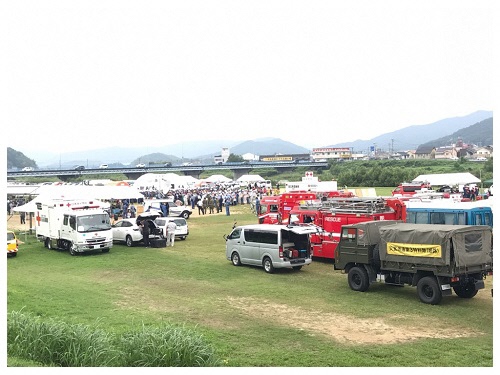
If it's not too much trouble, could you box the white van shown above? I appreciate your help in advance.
[224,224,317,273]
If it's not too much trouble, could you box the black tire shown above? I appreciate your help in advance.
[44,237,51,249]
[263,257,275,274]
[69,244,77,256]
[347,266,370,292]
[231,252,241,266]
[292,266,303,271]
[181,211,190,219]
[453,284,478,299]
[417,276,442,305]
[181,236,186,240]
[125,235,134,247]
[102,248,110,253]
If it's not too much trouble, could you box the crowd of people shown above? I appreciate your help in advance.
[108,182,272,220]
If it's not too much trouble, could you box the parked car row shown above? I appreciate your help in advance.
[111,212,189,247]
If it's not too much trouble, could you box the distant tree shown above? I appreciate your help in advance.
[227,154,244,162]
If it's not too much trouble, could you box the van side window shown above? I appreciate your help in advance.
[245,230,278,245]
[228,228,241,240]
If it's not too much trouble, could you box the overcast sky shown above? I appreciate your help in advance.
[2,0,495,156]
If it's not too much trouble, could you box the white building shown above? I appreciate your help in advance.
[311,147,352,162]
[285,171,338,192]
[214,147,231,164]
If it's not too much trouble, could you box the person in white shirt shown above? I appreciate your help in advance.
[166,220,177,247]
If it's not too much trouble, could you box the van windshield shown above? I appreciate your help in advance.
[77,214,111,232]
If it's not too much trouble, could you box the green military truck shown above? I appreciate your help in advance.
[334,221,493,304]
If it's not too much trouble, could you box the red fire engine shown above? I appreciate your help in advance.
[258,190,355,225]
[392,181,431,197]
[287,197,406,260]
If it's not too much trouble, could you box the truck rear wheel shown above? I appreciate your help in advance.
[348,266,369,292]
[453,284,478,299]
[417,276,442,305]
[44,237,51,249]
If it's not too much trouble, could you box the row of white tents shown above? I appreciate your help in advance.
[8,173,268,213]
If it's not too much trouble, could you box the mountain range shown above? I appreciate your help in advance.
[10,110,493,168]
[328,110,493,152]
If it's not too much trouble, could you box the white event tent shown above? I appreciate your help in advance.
[236,174,265,184]
[413,173,481,187]
[10,184,143,213]
[204,174,233,183]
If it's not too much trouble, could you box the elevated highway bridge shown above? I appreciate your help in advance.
[7,161,329,182]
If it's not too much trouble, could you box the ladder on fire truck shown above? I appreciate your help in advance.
[299,197,393,215]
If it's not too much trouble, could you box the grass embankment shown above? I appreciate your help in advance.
[7,200,493,367]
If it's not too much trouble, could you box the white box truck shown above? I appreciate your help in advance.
[35,199,113,255]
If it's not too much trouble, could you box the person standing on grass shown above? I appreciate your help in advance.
[129,204,136,218]
[142,220,150,247]
[20,211,26,224]
[166,220,177,247]
[225,194,231,216]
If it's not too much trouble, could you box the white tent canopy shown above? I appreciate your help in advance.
[413,173,481,186]
[8,184,144,209]
[236,174,265,183]
[13,194,111,213]
[205,174,233,183]
[134,173,199,192]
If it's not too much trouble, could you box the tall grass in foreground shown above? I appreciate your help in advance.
[8,310,220,367]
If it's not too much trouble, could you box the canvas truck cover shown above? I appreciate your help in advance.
[378,223,492,268]
[351,220,402,246]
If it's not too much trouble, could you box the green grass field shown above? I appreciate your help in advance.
[6,199,493,367]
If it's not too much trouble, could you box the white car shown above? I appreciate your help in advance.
[144,199,193,219]
[22,167,34,171]
[99,164,108,169]
[155,217,189,240]
[136,163,146,168]
[112,214,162,247]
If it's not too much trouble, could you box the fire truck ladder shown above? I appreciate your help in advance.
[300,197,392,215]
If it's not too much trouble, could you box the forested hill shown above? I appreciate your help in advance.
[419,117,493,148]
[7,147,37,170]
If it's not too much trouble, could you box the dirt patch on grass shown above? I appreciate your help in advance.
[225,297,483,345]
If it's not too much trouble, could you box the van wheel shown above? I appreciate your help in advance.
[453,284,478,299]
[125,235,134,247]
[292,266,302,271]
[417,276,442,305]
[348,266,369,292]
[263,257,275,274]
[231,252,241,266]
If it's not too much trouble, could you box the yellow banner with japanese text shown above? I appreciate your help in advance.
[386,242,442,258]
